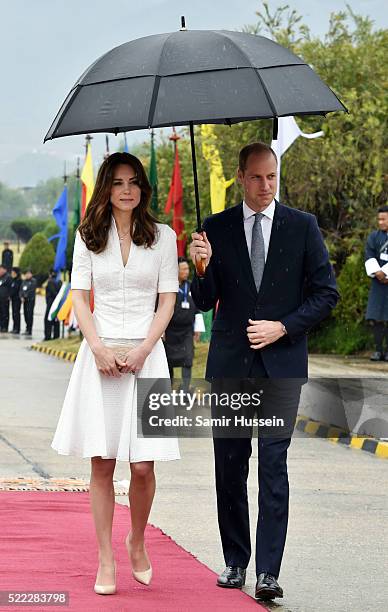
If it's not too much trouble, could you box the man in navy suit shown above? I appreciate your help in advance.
[189,142,339,601]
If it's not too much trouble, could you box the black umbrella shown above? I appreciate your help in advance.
[45,17,347,270]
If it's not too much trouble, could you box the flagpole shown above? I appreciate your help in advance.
[62,161,68,338]
[76,157,80,183]
[104,135,110,160]
[85,134,93,157]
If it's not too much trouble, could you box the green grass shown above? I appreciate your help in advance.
[308,320,373,355]
[34,335,82,355]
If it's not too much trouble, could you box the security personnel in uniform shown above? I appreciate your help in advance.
[1,242,14,272]
[0,263,12,332]
[44,269,62,340]
[10,267,22,334]
[365,205,388,361]
[19,269,37,336]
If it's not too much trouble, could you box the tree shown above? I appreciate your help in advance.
[19,232,55,286]
[11,217,49,243]
[241,4,387,272]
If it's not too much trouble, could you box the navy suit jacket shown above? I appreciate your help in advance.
[191,200,339,379]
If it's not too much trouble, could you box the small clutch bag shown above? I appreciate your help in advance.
[103,341,138,362]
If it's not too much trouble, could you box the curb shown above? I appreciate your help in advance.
[30,343,77,363]
[296,414,388,459]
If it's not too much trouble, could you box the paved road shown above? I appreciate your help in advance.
[1,296,388,611]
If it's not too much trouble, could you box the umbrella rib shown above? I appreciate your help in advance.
[44,86,82,142]
[77,63,303,89]
[147,76,161,128]
[253,69,277,116]
[214,31,278,117]
[147,30,176,127]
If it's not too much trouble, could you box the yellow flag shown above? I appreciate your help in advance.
[201,125,235,214]
[81,143,95,216]
[57,290,73,323]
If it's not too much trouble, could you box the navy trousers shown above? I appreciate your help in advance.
[212,352,300,578]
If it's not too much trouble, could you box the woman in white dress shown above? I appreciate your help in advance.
[51,152,180,595]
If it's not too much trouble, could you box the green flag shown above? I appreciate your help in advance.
[149,130,158,213]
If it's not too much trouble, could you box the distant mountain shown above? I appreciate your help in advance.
[0,152,74,188]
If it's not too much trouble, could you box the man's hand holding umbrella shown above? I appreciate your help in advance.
[189,231,212,270]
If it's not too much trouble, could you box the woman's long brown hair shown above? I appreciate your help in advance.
[78,152,157,252]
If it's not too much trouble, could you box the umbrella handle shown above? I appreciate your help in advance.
[194,230,207,277]
[195,255,207,277]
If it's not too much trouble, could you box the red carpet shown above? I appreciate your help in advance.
[0,492,264,611]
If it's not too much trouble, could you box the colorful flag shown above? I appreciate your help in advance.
[52,186,68,271]
[81,143,94,218]
[48,282,71,321]
[201,124,235,214]
[271,117,324,200]
[72,173,81,232]
[165,143,185,256]
[57,290,73,324]
[149,130,158,213]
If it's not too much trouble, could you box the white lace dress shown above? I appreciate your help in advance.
[51,218,181,463]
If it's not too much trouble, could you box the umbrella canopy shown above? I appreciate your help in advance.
[45,28,346,140]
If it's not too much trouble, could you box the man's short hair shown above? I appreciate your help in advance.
[239,142,278,172]
[178,257,189,265]
[378,205,388,214]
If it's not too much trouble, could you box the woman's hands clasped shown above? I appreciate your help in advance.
[93,345,126,378]
[118,345,150,375]
[93,343,150,377]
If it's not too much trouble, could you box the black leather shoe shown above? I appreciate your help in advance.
[216,566,246,588]
[370,351,383,361]
[255,573,283,600]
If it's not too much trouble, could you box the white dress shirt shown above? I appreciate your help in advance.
[243,199,275,261]
[71,217,179,338]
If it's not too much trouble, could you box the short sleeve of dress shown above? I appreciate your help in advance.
[158,226,179,293]
[71,231,92,290]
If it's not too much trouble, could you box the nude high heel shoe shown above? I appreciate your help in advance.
[125,533,152,586]
[94,560,117,595]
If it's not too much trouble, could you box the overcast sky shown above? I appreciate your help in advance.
[0,0,386,186]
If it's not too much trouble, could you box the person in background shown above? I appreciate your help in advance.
[365,205,388,361]
[164,257,205,393]
[0,263,12,332]
[1,241,14,272]
[44,269,62,341]
[19,269,37,337]
[10,266,22,335]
